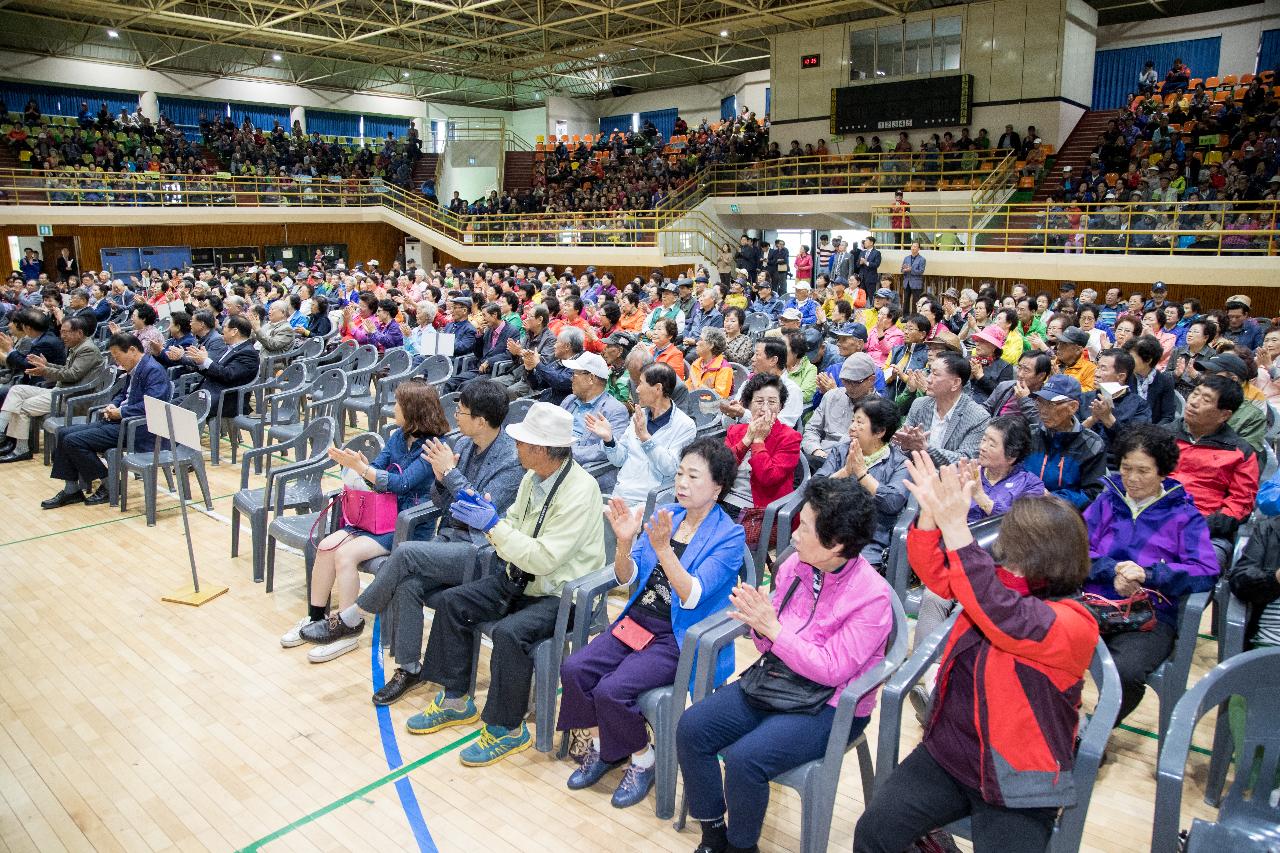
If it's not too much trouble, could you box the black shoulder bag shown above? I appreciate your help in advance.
[737,574,836,715]
[494,461,573,616]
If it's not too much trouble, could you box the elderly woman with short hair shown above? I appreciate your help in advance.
[687,327,736,398]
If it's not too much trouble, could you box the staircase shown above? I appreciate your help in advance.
[502,151,536,194]
[979,108,1120,250]
[411,153,440,190]
[1031,108,1120,203]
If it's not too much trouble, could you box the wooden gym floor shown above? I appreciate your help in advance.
[0,432,1223,853]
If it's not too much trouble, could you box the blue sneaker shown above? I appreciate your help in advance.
[458,723,532,767]
[405,692,479,736]
[567,745,626,790]
[610,763,655,808]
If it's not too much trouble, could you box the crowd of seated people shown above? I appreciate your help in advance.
[1029,69,1278,254]
[6,246,1279,848]
[2,96,423,192]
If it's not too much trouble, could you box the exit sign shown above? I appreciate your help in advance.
[37,224,52,236]
[801,54,821,69]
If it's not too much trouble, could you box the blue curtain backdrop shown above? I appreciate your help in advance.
[228,103,289,131]
[307,109,361,137]
[639,108,677,140]
[1091,36,1221,109]
[598,113,632,136]
[720,95,736,122]
[0,82,137,118]
[1260,29,1280,75]
[157,96,225,140]
[363,114,411,140]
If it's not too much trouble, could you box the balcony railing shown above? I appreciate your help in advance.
[868,199,1280,256]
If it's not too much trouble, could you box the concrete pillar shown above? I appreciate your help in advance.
[139,91,159,122]
[290,105,306,134]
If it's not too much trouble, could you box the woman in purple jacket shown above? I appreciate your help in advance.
[366,298,404,353]
[677,477,894,853]
[1082,422,1218,724]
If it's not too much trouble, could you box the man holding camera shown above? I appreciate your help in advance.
[408,402,606,766]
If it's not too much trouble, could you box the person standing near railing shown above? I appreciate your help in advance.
[899,241,925,313]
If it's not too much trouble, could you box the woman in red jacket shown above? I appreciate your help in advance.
[855,451,1098,852]
[722,373,801,548]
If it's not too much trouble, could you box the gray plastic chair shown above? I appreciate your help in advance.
[876,613,1121,853]
[503,396,535,428]
[563,545,758,818]
[346,348,412,436]
[265,431,383,594]
[117,390,214,526]
[752,455,810,572]
[227,360,308,471]
[1206,548,1255,806]
[1152,647,1280,853]
[268,368,348,450]
[41,369,122,465]
[1146,590,1213,750]
[231,416,336,585]
[680,387,725,437]
[337,344,382,441]
[416,354,454,387]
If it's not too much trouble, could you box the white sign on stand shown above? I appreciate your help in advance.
[144,395,227,606]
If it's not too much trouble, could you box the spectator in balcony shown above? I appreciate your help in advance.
[1164,57,1191,93]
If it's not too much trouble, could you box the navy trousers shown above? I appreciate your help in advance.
[556,610,680,763]
[50,421,120,485]
[677,680,869,848]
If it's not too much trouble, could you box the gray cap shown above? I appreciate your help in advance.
[840,352,878,382]
[1059,326,1090,347]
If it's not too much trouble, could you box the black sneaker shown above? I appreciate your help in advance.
[299,613,364,645]
[372,667,428,706]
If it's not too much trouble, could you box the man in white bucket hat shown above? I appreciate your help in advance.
[408,401,606,767]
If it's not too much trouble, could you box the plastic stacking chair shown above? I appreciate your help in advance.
[40,365,116,465]
[876,615,1121,853]
[1152,647,1280,853]
[416,353,453,388]
[564,546,757,817]
[337,344,382,442]
[116,390,214,526]
[503,396,535,428]
[439,391,461,435]
[227,360,308,471]
[346,348,412,436]
[680,388,726,439]
[267,368,348,450]
[264,431,383,594]
[1206,535,1257,806]
[316,338,357,370]
[231,416,336,585]
[1146,591,1213,749]
[42,366,122,461]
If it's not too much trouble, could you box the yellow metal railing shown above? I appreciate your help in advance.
[0,169,715,252]
[696,149,1018,197]
[868,199,1280,256]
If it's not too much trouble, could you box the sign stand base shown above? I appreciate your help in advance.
[162,583,229,607]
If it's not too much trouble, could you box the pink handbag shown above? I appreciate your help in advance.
[341,488,398,535]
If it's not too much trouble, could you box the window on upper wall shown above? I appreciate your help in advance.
[850,14,963,82]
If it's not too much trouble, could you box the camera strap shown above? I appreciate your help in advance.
[530,460,573,538]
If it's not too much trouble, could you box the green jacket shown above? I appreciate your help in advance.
[487,460,606,598]
[787,358,818,406]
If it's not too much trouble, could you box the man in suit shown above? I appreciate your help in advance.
[443,296,478,357]
[445,302,514,392]
[251,300,296,354]
[0,315,101,463]
[828,238,856,284]
[893,350,990,466]
[44,332,172,509]
[733,235,761,283]
[185,315,261,418]
[190,310,228,363]
[66,288,98,330]
[856,236,882,299]
[765,239,790,297]
[0,308,67,392]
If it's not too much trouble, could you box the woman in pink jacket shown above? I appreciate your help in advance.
[866,304,904,367]
[677,477,894,853]
[793,245,813,285]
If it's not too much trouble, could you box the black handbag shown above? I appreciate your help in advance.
[738,576,835,715]
[1073,588,1168,636]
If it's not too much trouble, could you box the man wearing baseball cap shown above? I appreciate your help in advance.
[750,280,784,321]
[410,401,605,766]
[802,352,880,468]
[600,331,638,405]
[1055,326,1096,393]
[1024,374,1106,508]
[643,281,685,338]
[1203,352,1267,454]
[561,351,630,473]
[1222,294,1263,350]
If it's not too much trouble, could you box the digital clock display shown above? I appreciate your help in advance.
[801,54,821,69]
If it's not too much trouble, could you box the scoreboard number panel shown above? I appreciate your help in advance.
[830,74,973,134]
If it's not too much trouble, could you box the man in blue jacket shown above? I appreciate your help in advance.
[44,333,172,509]
[443,296,478,357]
[1024,374,1107,509]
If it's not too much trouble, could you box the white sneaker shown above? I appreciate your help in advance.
[280,617,312,648]
[308,635,360,663]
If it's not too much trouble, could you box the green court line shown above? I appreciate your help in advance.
[235,728,481,852]
[0,491,237,548]
[1117,723,1212,756]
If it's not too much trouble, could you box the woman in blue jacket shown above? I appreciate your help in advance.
[558,437,746,809]
[280,380,450,663]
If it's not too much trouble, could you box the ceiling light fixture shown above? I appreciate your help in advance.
[597,52,606,58]
[402,71,411,77]
[271,53,282,62]
[720,29,729,37]
[106,29,119,38]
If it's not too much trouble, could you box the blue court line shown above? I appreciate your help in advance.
[371,615,438,853]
